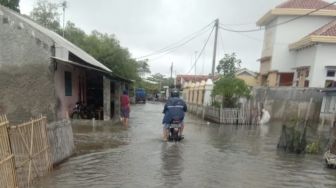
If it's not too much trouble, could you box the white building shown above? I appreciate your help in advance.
[257,0,336,88]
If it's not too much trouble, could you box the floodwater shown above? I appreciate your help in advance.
[33,103,336,188]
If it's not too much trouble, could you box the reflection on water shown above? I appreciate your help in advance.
[161,143,184,187]
[33,103,336,188]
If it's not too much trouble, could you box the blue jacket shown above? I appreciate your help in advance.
[162,97,187,124]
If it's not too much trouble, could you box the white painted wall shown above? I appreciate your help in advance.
[311,44,336,88]
[293,46,317,85]
[269,16,334,72]
[55,44,69,60]
[261,19,277,58]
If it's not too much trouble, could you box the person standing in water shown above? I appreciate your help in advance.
[120,90,130,127]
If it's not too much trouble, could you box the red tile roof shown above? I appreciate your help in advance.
[276,0,336,10]
[311,20,336,36]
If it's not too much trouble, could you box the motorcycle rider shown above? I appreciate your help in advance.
[162,89,187,141]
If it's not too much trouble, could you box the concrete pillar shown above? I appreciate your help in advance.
[103,76,111,121]
[114,82,122,119]
[204,79,214,106]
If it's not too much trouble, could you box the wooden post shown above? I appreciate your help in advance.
[28,119,34,188]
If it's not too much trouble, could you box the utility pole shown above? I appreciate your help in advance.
[170,62,173,88]
[194,51,198,82]
[61,1,67,37]
[211,19,219,78]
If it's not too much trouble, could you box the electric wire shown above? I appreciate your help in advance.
[186,25,215,74]
[135,20,215,60]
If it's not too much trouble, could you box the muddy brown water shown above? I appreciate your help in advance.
[33,103,336,188]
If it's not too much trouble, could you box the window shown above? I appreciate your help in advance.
[327,70,335,77]
[306,70,309,77]
[304,80,309,87]
[65,71,72,96]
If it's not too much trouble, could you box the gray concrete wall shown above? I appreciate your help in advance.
[252,87,323,121]
[0,7,57,123]
[47,120,74,165]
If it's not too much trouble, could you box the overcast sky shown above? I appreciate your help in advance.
[18,0,330,77]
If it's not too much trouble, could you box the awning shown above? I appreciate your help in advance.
[52,56,111,74]
[52,57,132,83]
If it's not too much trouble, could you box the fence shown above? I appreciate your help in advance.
[0,115,52,188]
[188,100,261,125]
[0,115,17,188]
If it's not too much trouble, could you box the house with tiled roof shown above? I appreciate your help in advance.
[257,0,336,88]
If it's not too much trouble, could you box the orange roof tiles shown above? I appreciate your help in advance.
[276,0,336,10]
[311,20,336,36]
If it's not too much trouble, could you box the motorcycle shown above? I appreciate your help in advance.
[168,119,184,142]
[70,102,95,119]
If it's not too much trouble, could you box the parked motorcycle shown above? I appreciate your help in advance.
[70,102,95,119]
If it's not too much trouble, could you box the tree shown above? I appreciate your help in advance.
[0,0,20,12]
[216,53,241,77]
[212,77,250,108]
[147,73,171,88]
[64,21,87,47]
[136,60,151,78]
[30,0,61,32]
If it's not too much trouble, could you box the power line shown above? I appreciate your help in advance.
[186,25,215,74]
[135,20,215,60]
[218,29,226,56]
[144,25,212,62]
[219,1,336,33]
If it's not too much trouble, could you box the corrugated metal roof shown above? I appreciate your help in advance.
[0,5,111,72]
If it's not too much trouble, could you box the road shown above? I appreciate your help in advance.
[33,103,336,188]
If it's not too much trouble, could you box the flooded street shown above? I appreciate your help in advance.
[33,103,336,188]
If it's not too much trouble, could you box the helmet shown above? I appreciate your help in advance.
[171,89,180,98]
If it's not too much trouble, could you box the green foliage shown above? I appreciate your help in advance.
[216,53,241,77]
[147,73,171,88]
[0,0,20,12]
[137,60,151,77]
[30,0,61,32]
[278,124,307,154]
[305,140,321,154]
[137,80,160,94]
[212,77,250,108]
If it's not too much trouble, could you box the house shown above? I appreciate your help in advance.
[257,0,336,87]
[0,5,131,124]
[290,20,336,88]
[235,68,259,87]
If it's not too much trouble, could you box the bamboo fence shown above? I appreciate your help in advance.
[0,115,17,188]
[8,115,52,188]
